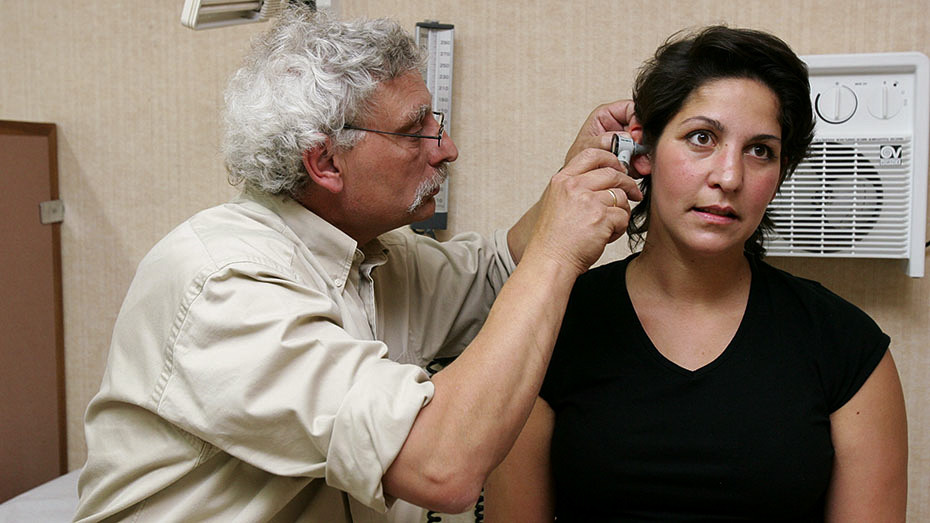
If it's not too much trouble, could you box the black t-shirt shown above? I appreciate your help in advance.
[540,254,889,522]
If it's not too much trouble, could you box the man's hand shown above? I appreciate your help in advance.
[563,99,643,175]
[507,100,644,265]
[522,147,642,277]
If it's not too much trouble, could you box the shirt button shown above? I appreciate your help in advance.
[334,278,344,287]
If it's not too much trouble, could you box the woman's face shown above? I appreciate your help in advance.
[639,77,782,260]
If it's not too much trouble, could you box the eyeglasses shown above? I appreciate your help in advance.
[343,111,445,148]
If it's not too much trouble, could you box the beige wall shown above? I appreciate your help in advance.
[2,0,928,518]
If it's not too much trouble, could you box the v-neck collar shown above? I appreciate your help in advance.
[619,253,760,378]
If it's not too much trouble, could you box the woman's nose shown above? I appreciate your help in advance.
[709,145,742,191]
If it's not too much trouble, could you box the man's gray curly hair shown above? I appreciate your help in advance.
[222,6,425,195]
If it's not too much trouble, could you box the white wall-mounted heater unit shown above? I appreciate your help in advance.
[767,52,929,277]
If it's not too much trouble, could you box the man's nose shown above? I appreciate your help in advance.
[434,130,458,164]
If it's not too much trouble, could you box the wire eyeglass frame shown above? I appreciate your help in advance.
[343,111,445,147]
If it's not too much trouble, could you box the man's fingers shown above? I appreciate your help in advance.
[561,148,623,175]
[612,171,643,202]
[605,189,619,207]
[563,164,642,203]
[564,100,636,166]
[592,100,636,134]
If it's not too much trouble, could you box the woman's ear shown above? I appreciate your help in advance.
[302,138,343,194]
[632,152,652,175]
[628,116,652,176]
[629,116,644,144]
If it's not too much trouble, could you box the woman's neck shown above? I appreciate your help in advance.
[628,241,752,305]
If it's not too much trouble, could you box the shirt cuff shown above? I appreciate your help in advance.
[491,229,517,276]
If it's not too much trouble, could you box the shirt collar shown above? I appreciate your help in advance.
[236,191,388,289]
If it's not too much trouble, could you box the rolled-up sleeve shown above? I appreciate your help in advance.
[155,260,434,512]
[326,358,433,509]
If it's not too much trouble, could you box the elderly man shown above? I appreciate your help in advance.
[74,6,640,522]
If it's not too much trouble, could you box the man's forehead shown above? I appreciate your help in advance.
[369,72,432,124]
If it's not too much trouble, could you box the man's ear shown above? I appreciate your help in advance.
[302,138,344,194]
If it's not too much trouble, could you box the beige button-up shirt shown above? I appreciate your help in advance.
[74,191,515,522]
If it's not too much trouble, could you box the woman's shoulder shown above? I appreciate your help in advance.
[752,258,886,341]
[755,259,859,310]
[543,255,638,400]
[572,254,634,294]
[755,259,891,413]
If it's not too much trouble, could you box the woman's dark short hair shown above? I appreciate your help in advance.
[629,25,816,257]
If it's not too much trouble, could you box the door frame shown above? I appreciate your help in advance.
[0,120,66,477]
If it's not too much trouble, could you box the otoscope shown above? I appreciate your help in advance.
[610,134,648,168]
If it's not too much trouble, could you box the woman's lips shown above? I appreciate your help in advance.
[693,205,738,222]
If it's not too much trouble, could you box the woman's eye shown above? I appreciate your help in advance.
[687,131,714,147]
[749,144,775,159]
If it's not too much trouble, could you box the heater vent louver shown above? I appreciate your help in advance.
[769,139,910,256]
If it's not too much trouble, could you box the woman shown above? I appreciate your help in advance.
[485,26,907,521]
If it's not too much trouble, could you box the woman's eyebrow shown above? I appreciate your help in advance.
[751,133,782,143]
[681,115,781,142]
[681,115,724,131]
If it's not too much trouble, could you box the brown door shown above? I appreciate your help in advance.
[0,121,66,502]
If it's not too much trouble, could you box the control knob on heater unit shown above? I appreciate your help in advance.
[815,83,858,123]
[867,81,906,119]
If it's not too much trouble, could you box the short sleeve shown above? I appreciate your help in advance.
[811,284,890,413]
